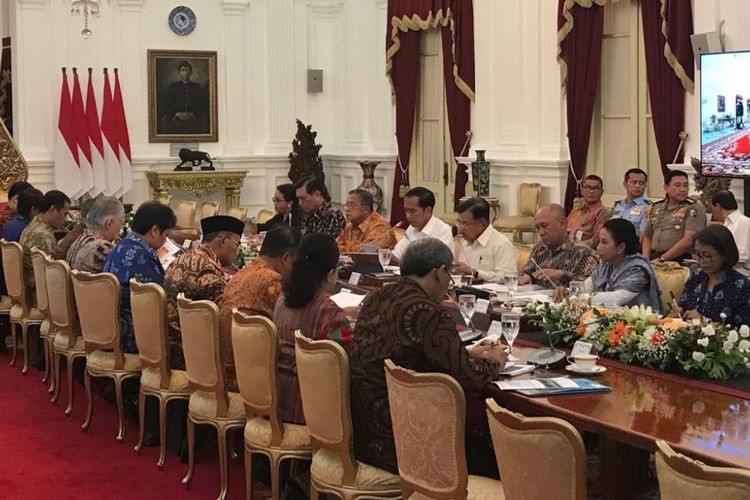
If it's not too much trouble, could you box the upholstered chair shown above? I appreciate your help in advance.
[384,360,503,499]
[256,209,274,225]
[232,312,312,500]
[485,399,586,500]
[393,228,406,243]
[1,240,45,374]
[130,279,191,468]
[512,244,533,273]
[30,249,53,388]
[175,200,198,229]
[227,206,248,221]
[178,294,245,500]
[294,331,401,500]
[46,257,86,415]
[655,440,750,500]
[493,183,542,243]
[652,261,690,315]
[200,201,220,219]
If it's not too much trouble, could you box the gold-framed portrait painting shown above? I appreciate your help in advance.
[147,49,218,143]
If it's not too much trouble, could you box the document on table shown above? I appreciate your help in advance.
[494,377,611,396]
[329,291,367,309]
[157,238,185,270]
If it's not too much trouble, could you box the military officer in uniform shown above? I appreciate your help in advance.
[161,60,208,135]
[642,170,706,263]
[611,168,651,239]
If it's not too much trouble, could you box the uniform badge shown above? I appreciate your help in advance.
[631,207,641,216]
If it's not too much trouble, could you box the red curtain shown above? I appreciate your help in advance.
[642,0,694,180]
[386,0,475,224]
[558,2,605,212]
[0,37,12,136]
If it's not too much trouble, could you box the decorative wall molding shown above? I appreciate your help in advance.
[220,0,251,15]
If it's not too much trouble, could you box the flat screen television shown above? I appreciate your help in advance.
[700,50,750,178]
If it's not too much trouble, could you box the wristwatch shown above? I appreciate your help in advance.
[472,269,479,279]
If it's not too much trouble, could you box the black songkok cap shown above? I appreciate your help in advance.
[200,215,244,237]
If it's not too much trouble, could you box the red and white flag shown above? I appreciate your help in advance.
[53,68,81,198]
[71,68,93,198]
[85,68,106,197]
[113,68,132,195]
[101,68,122,197]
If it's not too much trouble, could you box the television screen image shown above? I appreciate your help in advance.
[700,50,750,178]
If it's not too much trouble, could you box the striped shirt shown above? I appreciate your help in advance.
[521,237,599,287]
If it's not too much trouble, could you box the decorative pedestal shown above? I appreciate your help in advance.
[145,168,248,209]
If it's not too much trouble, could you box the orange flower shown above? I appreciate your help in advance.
[658,318,688,331]
[576,308,610,335]
[608,321,627,346]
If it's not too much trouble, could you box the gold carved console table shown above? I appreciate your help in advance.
[145,169,247,209]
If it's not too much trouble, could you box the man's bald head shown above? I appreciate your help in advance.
[534,203,568,249]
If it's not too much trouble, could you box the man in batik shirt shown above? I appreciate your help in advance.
[567,174,611,249]
[336,189,395,253]
[220,224,299,390]
[66,197,124,273]
[519,204,599,288]
[103,202,176,353]
[163,215,244,370]
[294,176,346,239]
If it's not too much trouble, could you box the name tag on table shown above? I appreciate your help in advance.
[487,320,504,337]
[475,298,490,314]
[571,341,594,356]
[348,272,362,286]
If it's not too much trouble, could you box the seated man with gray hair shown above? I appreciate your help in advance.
[348,237,507,474]
[66,196,125,273]
[336,188,395,253]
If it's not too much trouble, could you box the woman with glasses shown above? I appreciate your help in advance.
[257,183,301,232]
[677,224,750,326]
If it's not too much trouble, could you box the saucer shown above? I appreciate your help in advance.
[565,364,607,375]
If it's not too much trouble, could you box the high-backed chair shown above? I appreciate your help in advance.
[71,270,141,442]
[385,360,503,499]
[30,249,53,387]
[178,294,245,500]
[493,183,541,243]
[652,261,690,315]
[130,279,191,468]
[226,206,247,221]
[46,257,86,415]
[1,240,45,374]
[513,243,533,273]
[175,200,198,229]
[232,312,312,500]
[294,331,401,499]
[485,399,586,500]
[655,440,750,500]
[200,201,220,219]
[256,209,274,225]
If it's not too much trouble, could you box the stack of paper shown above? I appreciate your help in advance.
[330,291,367,309]
[494,377,611,396]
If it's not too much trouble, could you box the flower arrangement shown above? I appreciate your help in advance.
[234,241,260,269]
[526,296,750,380]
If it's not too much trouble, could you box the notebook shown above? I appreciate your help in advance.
[494,377,611,397]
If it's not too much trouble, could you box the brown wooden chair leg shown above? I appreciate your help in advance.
[244,447,253,500]
[114,376,125,442]
[134,389,146,454]
[9,322,17,367]
[51,352,62,404]
[64,356,75,416]
[81,370,93,431]
[20,323,29,374]
[217,425,229,500]
[157,396,168,469]
[181,416,195,489]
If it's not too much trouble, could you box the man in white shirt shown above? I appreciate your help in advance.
[453,197,516,282]
[392,187,454,263]
[711,190,750,274]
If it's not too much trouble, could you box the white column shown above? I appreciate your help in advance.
[265,0,296,153]
[116,0,146,156]
[220,0,251,156]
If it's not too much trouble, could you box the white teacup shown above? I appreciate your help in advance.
[567,354,599,371]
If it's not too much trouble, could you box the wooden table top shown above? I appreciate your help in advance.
[488,343,750,470]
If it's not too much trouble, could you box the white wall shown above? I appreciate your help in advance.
[9,0,572,220]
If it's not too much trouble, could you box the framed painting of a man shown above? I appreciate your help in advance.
[147,49,218,143]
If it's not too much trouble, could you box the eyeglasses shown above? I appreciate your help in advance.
[272,198,286,204]
[344,202,362,208]
[693,251,719,262]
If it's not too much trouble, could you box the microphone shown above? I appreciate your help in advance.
[525,316,610,368]
[528,255,558,289]
[367,220,404,247]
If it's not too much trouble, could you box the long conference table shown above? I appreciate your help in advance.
[337,280,750,500]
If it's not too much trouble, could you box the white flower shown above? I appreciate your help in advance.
[727,330,739,343]
[740,325,750,338]
[701,324,716,337]
[723,340,735,353]
[720,312,728,320]
[739,340,750,352]
[690,318,701,326]
[697,337,710,347]
[692,351,706,363]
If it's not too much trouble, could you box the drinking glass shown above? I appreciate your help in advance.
[501,311,521,356]
[458,294,476,331]
[378,248,392,270]
[460,274,473,287]
[570,280,585,297]
[504,272,518,302]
